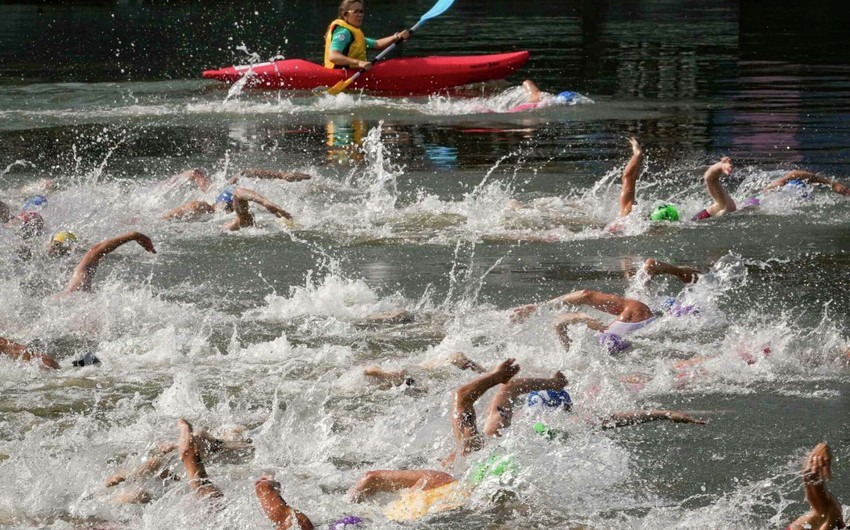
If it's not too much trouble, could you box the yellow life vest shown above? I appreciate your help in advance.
[323,19,367,69]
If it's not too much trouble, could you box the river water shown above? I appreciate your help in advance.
[1,1,848,528]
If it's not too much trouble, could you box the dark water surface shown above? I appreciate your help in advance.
[1,1,849,529]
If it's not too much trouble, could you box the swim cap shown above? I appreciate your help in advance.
[215,185,236,209]
[468,454,517,485]
[784,179,813,199]
[72,352,101,367]
[554,91,577,103]
[741,196,761,208]
[599,332,631,355]
[533,421,568,441]
[330,516,364,529]
[14,211,45,239]
[528,389,572,411]
[52,230,78,246]
[22,195,47,211]
[669,302,699,317]
[649,204,679,222]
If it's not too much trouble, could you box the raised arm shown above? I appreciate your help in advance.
[600,409,706,429]
[702,157,736,216]
[236,168,313,182]
[164,168,210,192]
[619,138,643,217]
[61,232,156,294]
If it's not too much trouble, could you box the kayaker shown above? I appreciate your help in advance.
[324,0,410,70]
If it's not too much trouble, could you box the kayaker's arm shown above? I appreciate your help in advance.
[328,49,371,70]
[373,30,410,50]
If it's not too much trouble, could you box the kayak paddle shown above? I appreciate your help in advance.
[327,0,455,95]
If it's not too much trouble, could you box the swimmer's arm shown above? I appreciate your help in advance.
[237,168,313,182]
[600,409,706,429]
[61,232,156,294]
[165,169,210,192]
[0,337,59,369]
[761,170,844,193]
[233,188,292,219]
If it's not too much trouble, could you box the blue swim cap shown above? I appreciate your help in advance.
[599,333,631,355]
[22,195,47,211]
[528,389,572,411]
[554,91,577,103]
[215,185,236,207]
[330,516,364,529]
[784,179,812,199]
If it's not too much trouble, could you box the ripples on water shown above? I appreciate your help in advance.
[1,1,849,528]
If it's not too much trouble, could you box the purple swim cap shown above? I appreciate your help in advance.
[599,333,631,355]
[742,197,761,208]
[669,302,699,317]
[330,516,364,530]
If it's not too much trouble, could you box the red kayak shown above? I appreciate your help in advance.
[202,51,529,95]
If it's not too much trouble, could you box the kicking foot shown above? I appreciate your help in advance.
[628,137,642,156]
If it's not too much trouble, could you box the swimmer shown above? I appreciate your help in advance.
[106,420,252,504]
[161,186,293,230]
[693,156,735,221]
[761,170,850,199]
[787,442,845,530]
[506,80,579,113]
[3,211,45,240]
[511,289,656,353]
[0,336,59,369]
[47,230,78,257]
[444,358,567,464]
[59,231,156,295]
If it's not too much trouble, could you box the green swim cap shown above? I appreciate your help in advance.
[533,421,568,442]
[649,204,679,222]
[468,454,517,485]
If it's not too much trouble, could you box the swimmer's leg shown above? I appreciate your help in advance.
[451,359,520,456]
[619,138,643,217]
[363,366,409,388]
[177,419,222,499]
[553,312,606,350]
[347,469,456,503]
[483,371,568,436]
[643,258,701,284]
[255,476,314,530]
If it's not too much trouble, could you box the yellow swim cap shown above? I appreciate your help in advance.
[52,230,78,246]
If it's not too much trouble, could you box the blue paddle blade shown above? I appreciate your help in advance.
[418,0,455,23]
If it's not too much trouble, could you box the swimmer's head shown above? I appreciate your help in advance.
[741,196,761,208]
[13,211,45,239]
[554,90,577,103]
[49,230,78,256]
[662,297,699,317]
[330,516,364,530]
[22,195,48,211]
[71,351,101,367]
[214,185,236,212]
[599,332,631,355]
[784,179,813,199]
[527,389,572,412]
[649,204,680,222]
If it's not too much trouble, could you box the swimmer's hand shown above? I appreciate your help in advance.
[511,303,538,323]
[711,156,733,176]
[804,443,832,484]
[279,217,299,229]
[133,233,157,254]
